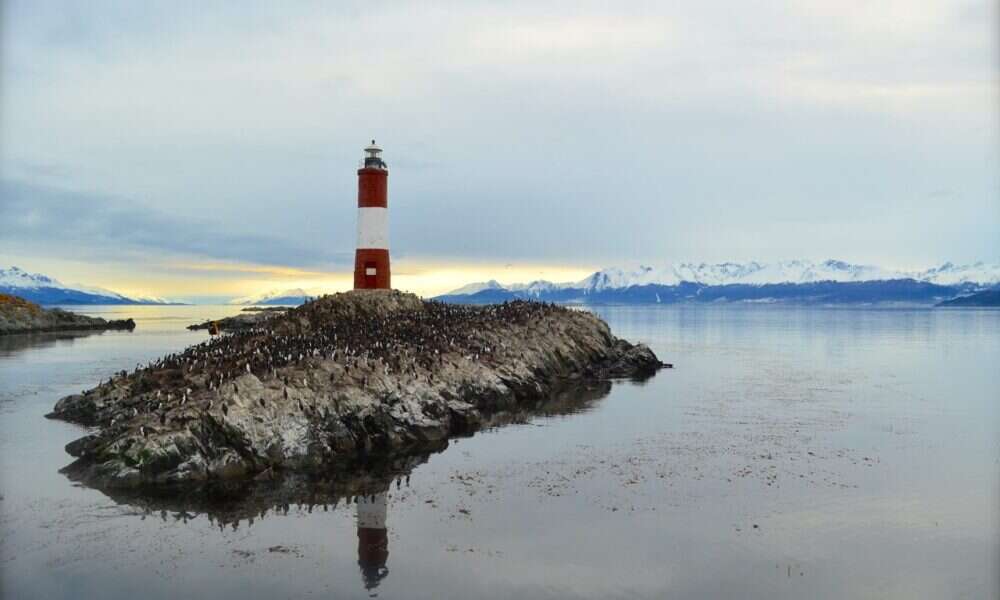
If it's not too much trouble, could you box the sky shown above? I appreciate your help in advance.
[1,1,997,300]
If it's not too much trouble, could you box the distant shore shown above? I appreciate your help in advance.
[936,290,1000,307]
[0,294,136,336]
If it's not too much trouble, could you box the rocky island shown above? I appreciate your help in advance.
[0,293,136,335]
[49,290,665,490]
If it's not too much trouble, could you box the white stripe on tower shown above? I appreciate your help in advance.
[356,207,389,250]
[356,493,388,529]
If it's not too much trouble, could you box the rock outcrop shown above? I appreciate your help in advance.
[49,290,664,490]
[62,381,614,522]
[187,307,288,332]
[0,293,136,335]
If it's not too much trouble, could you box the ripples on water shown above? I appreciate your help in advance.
[1,305,998,599]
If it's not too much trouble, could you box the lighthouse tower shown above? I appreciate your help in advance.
[353,140,390,290]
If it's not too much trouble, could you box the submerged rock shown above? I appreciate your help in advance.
[0,293,136,335]
[49,290,665,489]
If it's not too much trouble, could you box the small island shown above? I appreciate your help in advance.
[48,290,665,490]
[0,293,136,335]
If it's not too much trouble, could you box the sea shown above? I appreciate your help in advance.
[1,304,997,599]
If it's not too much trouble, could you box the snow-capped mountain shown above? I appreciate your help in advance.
[507,280,568,296]
[229,288,315,306]
[438,260,1000,306]
[445,280,507,296]
[0,266,64,290]
[664,259,901,287]
[0,266,174,305]
[449,260,1000,295]
[571,259,971,291]
[910,262,1000,286]
[448,279,569,296]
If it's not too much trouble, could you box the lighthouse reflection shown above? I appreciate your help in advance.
[356,491,390,591]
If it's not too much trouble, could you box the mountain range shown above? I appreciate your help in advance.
[228,289,316,306]
[436,260,1000,306]
[6,260,998,307]
[0,266,175,305]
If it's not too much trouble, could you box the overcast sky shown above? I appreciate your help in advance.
[1,1,997,298]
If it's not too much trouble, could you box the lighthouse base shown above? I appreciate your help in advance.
[353,249,391,290]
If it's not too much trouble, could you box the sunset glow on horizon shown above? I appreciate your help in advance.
[1,253,596,302]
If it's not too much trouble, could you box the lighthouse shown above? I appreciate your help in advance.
[353,140,390,290]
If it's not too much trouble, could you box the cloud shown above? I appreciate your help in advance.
[0,179,351,267]
[166,262,335,278]
[0,1,996,271]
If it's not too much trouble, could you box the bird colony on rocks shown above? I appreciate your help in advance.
[49,290,665,490]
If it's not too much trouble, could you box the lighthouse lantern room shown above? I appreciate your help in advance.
[353,140,391,290]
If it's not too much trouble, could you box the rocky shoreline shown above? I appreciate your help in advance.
[61,380,615,525]
[49,290,665,491]
[187,307,288,332]
[0,293,136,335]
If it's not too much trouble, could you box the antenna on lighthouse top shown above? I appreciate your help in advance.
[363,140,386,169]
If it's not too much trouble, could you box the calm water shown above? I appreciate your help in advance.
[1,305,998,599]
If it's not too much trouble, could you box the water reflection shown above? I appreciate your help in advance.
[56,380,618,593]
[63,380,617,511]
[0,330,127,356]
[7,305,998,599]
[78,451,435,529]
[357,491,390,591]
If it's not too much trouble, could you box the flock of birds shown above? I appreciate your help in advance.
[96,297,572,431]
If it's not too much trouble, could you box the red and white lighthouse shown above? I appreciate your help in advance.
[353,140,390,290]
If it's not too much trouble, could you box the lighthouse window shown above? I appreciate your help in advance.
[366,266,377,276]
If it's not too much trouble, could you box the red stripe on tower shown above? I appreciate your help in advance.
[354,140,390,290]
